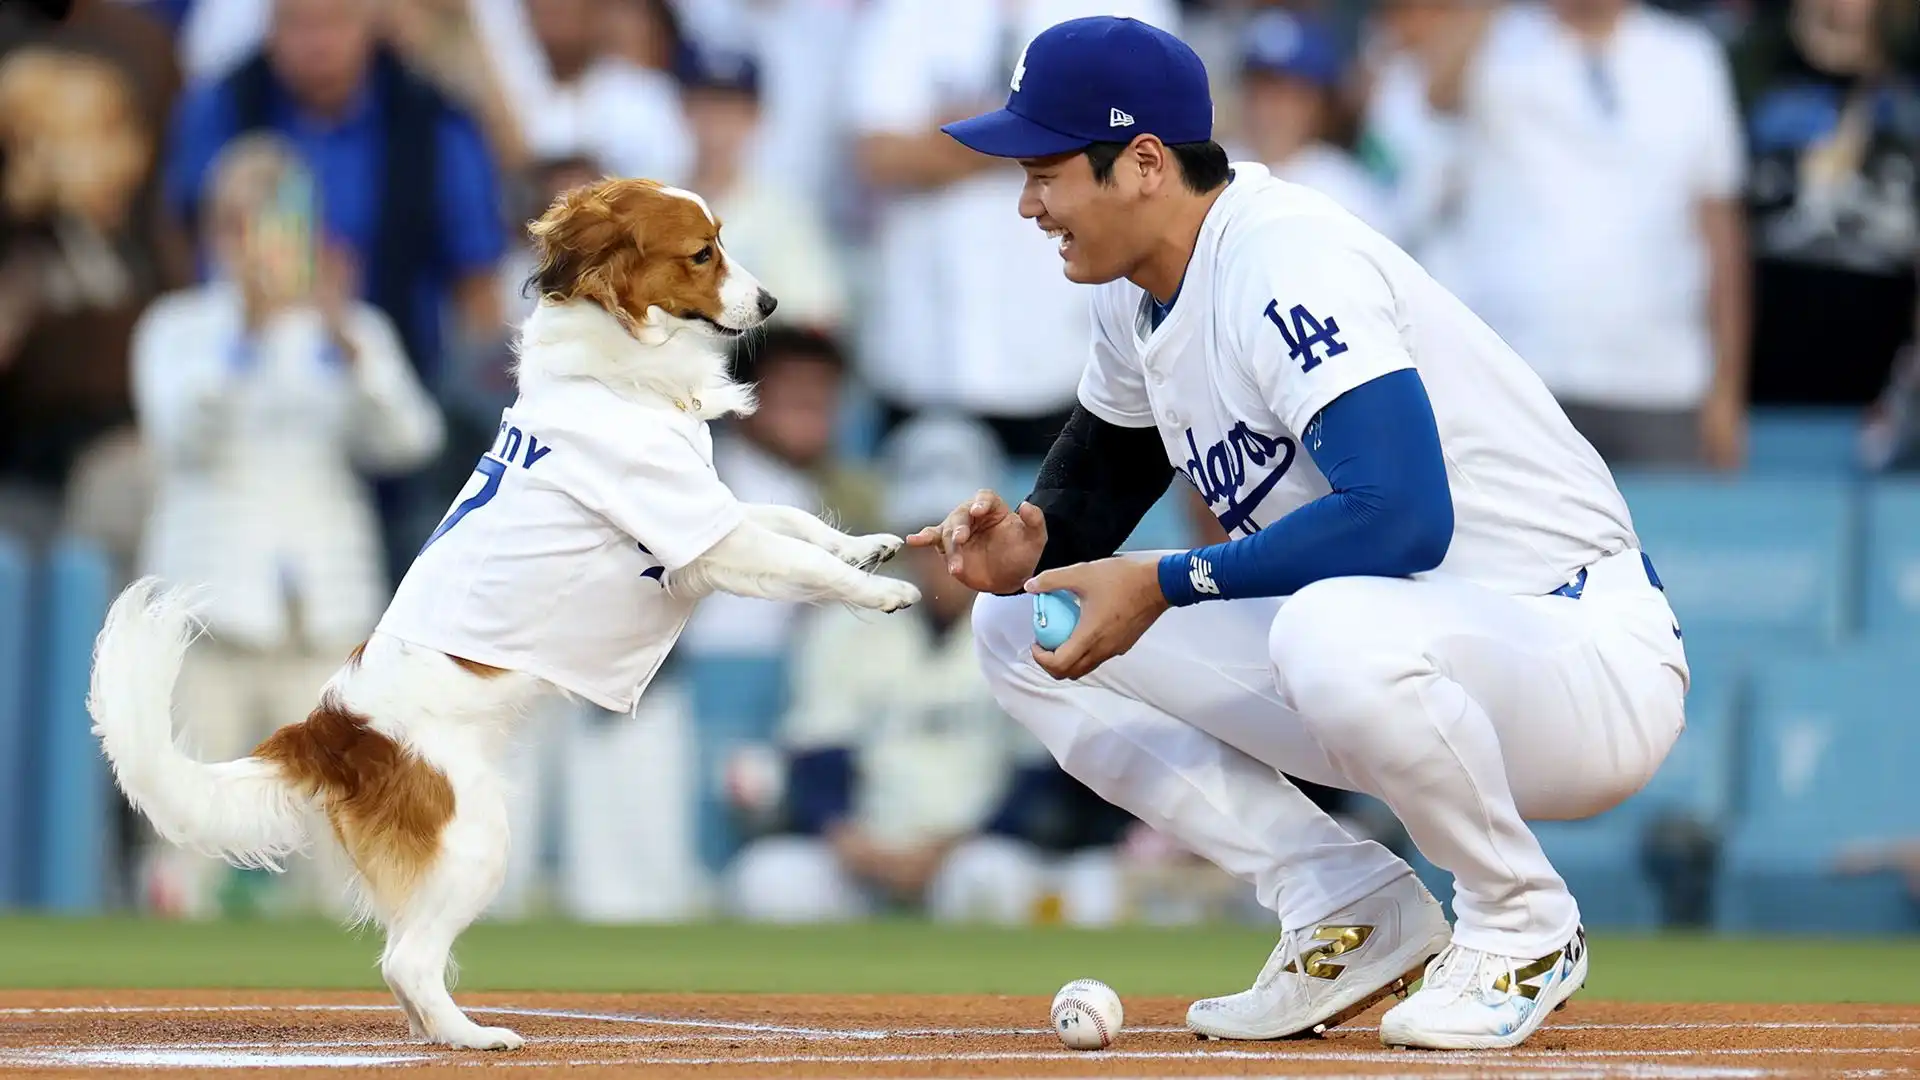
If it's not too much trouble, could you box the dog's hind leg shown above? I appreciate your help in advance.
[376,778,520,1051]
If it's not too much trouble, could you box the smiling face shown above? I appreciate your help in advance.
[1016,144,1159,287]
[525,177,775,339]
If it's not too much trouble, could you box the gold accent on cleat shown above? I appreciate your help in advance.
[1492,950,1563,1000]
[1281,925,1375,981]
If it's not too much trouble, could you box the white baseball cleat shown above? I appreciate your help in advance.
[1186,873,1452,1041]
[1378,925,1588,1050]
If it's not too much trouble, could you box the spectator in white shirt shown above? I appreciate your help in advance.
[1234,8,1402,242]
[725,414,1084,924]
[678,46,847,332]
[1423,0,1752,469]
[846,0,1180,460]
[507,0,693,183]
[129,133,444,918]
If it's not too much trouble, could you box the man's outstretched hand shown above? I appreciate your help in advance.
[907,489,1047,596]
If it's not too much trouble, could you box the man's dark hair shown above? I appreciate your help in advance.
[732,326,846,383]
[1083,140,1230,193]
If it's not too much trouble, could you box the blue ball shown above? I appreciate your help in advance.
[1032,590,1081,651]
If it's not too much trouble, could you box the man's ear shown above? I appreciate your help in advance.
[1132,135,1172,193]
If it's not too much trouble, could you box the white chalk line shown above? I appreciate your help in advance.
[437,1047,1920,1068]
[0,1004,1915,1037]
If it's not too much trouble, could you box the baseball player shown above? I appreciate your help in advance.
[911,16,1690,1051]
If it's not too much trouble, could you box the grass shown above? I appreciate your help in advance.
[0,918,1914,1002]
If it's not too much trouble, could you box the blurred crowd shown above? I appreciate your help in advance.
[1,0,1917,923]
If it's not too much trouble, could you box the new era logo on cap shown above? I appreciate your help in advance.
[941,15,1213,159]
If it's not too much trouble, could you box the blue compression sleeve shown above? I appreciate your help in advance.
[1158,368,1453,606]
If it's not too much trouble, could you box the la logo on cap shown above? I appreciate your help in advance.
[1109,107,1135,127]
[1011,44,1027,91]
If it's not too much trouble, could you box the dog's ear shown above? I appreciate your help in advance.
[524,182,645,319]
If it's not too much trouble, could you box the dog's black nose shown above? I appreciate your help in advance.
[756,290,778,318]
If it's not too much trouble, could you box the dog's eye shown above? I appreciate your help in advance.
[690,245,714,265]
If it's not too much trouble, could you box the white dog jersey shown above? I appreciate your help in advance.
[377,378,742,712]
[1078,162,1639,597]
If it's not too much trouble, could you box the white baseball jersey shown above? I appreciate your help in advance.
[377,379,742,713]
[1078,162,1638,597]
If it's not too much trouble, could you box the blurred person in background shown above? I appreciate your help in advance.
[162,0,507,580]
[678,45,847,332]
[847,0,1180,461]
[439,151,604,441]
[1233,8,1400,241]
[725,416,1096,925]
[1355,0,1470,279]
[1733,0,1920,409]
[0,2,184,553]
[382,0,533,176]
[129,134,443,918]
[487,0,692,184]
[602,0,687,75]
[680,327,875,667]
[1420,0,1752,469]
[674,0,867,229]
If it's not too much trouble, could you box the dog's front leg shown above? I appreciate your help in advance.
[742,503,903,570]
[671,520,918,611]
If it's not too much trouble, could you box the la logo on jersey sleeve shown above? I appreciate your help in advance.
[1262,300,1348,373]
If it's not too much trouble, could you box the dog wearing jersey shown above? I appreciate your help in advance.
[86,178,918,1051]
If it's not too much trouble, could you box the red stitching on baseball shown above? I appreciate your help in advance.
[1053,996,1111,1047]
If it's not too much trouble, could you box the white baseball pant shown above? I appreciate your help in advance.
[972,548,1689,956]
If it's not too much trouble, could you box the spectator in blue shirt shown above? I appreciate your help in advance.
[160,0,507,577]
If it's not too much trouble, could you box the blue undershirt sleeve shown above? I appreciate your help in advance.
[1157,368,1453,606]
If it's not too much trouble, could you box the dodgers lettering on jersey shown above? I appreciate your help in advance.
[1181,422,1296,537]
[1077,161,1638,596]
[376,375,742,713]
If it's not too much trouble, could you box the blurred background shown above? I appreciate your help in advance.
[0,0,1915,944]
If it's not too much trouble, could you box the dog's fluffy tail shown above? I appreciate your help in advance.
[87,577,312,870]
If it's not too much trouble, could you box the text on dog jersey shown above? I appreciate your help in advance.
[492,423,554,470]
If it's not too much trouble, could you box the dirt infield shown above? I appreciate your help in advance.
[0,990,1912,1078]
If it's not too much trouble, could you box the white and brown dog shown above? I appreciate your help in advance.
[88,179,916,1050]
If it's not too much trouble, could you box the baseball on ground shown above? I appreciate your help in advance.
[1050,978,1124,1050]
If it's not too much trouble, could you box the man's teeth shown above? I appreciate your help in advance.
[1045,227,1068,240]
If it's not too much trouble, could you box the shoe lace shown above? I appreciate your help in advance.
[1420,944,1481,999]
[1253,929,1306,991]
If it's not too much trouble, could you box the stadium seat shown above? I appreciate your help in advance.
[1529,641,1741,930]
[0,533,26,906]
[33,539,113,911]
[1863,479,1920,637]
[1745,407,1865,475]
[1614,474,1856,641]
[1714,642,1920,932]
[684,655,791,872]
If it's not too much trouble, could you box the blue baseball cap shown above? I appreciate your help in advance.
[941,16,1213,159]
[1241,10,1344,90]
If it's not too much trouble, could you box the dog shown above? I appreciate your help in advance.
[88,178,919,1051]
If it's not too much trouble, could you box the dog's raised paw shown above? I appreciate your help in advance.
[857,578,920,613]
[841,533,905,570]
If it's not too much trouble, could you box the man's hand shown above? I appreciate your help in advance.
[906,489,1047,595]
[1023,555,1170,681]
